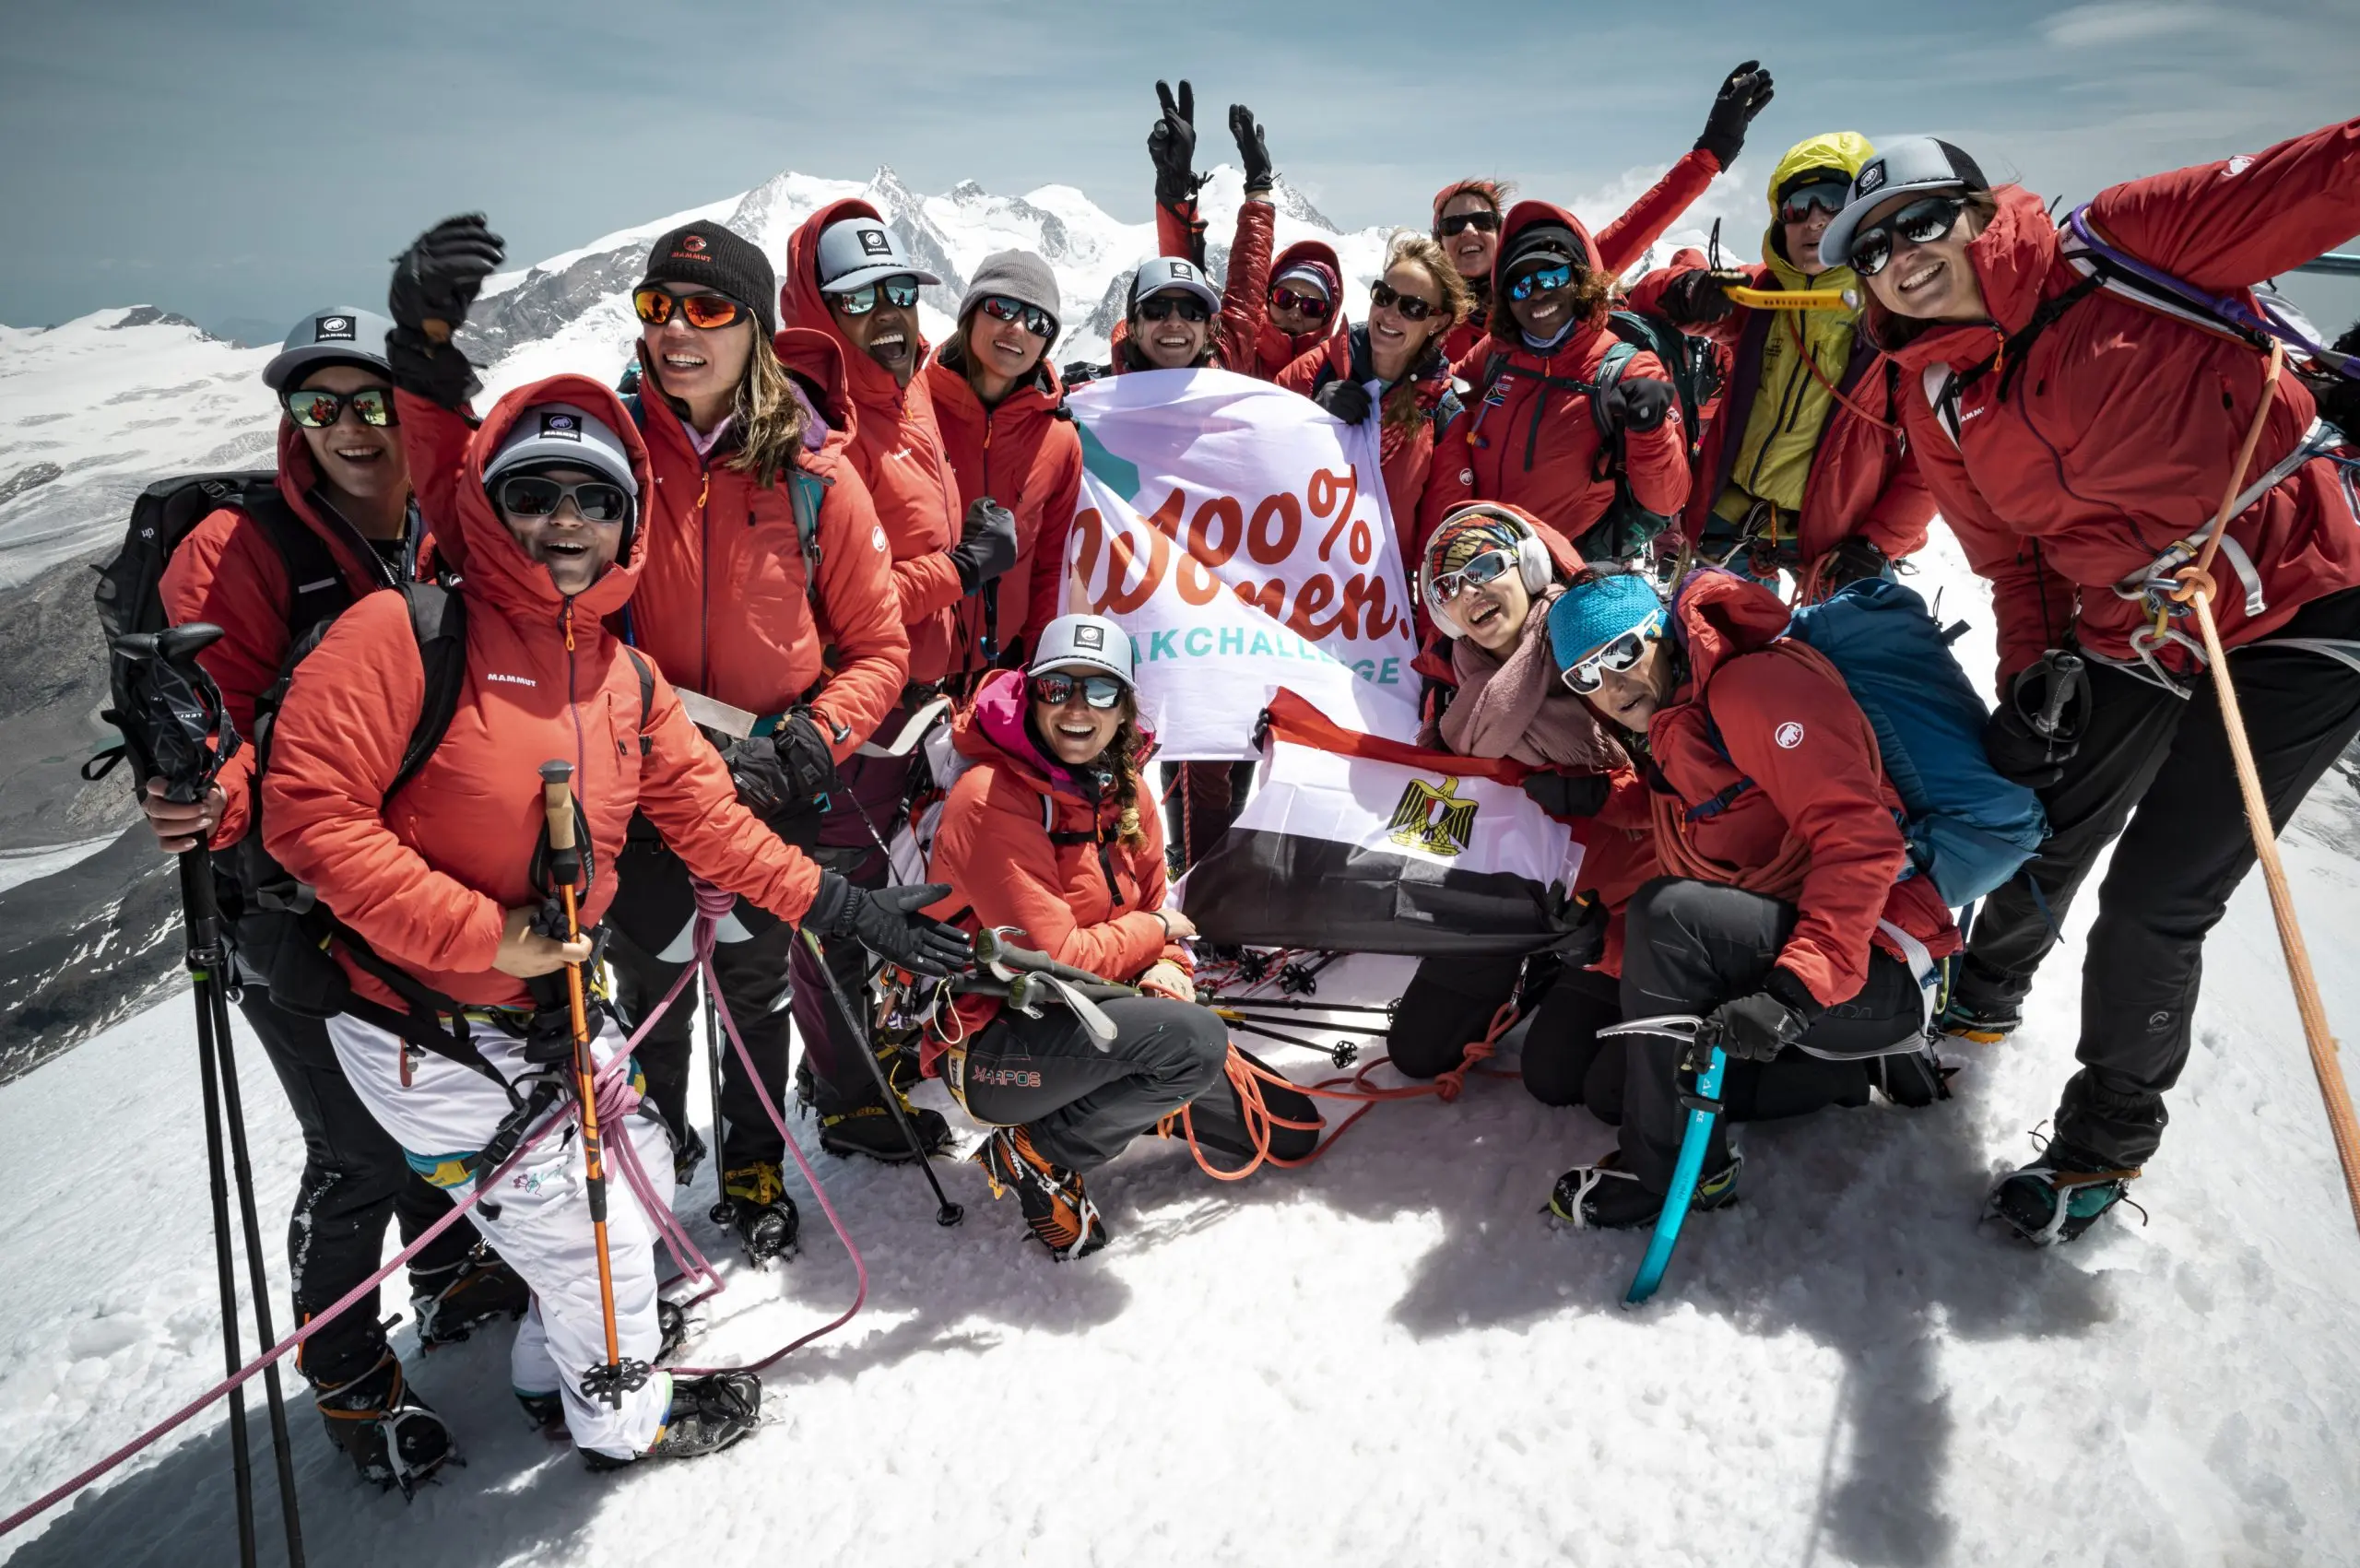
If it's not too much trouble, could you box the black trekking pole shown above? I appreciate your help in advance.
[796,928,963,1227]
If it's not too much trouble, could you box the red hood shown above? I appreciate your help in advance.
[1431,179,1508,230]
[271,419,388,585]
[780,197,934,413]
[951,668,1156,798]
[1667,567,1795,692]
[1488,201,1605,348]
[1867,184,2049,372]
[768,324,860,449]
[1268,239,1350,352]
[434,373,654,628]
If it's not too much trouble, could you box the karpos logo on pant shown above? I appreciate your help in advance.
[1387,776,1476,857]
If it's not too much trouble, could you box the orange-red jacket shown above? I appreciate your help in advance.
[1276,324,1471,576]
[1871,117,2360,686]
[1434,149,1726,365]
[162,422,414,849]
[1143,195,1277,375]
[921,668,1186,1072]
[1637,570,1958,1006]
[776,197,970,684]
[1626,250,1933,568]
[1446,202,1693,547]
[265,375,823,1014]
[924,355,1083,661]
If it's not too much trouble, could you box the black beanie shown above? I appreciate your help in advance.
[639,222,777,337]
[1499,221,1586,282]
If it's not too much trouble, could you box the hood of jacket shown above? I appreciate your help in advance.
[432,372,654,629]
[1667,566,1795,695]
[1762,132,1875,278]
[952,667,1156,805]
[271,418,395,587]
[779,197,936,414]
[926,346,1067,431]
[1487,201,1606,349]
[1866,184,2051,367]
[1261,238,1350,364]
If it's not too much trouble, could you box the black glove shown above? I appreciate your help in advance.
[809,877,973,977]
[1315,379,1374,425]
[1658,267,1747,329]
[1599,376,1676,435]
[1694,60,1775,169]
[1150,80,1203,207]
[1521,770,1611,819]
[1555,892,1610,970]
[1230,103,1274,195]
[1816,536,1890,588]
[387,215,504,410]
[1984,657,2088,790]
[950,497,1020,594]
[727,712,838,815]
[1702,972,1818,1063]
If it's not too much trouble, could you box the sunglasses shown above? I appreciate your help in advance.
[1136,293,1210,324]
[831,276,921,315]
[1847,196,1967,278]
[979,294,1056,337]
[1370,279,1439,322]
[632,288,750,332]
[1507,264,1575,302]
[1268,286,1332,317]
[1030,671,1127,710]
[1437,210,1502,238]
[1560,611,1666,695]
[1776,183,1850,225]
[496,476,631,525]
[285,386,396,429]
[1426,548,1516,610]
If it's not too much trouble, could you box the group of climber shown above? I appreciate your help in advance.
[122,56,2360,1491]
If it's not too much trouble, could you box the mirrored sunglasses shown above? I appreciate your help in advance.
[1426,548,1516,610]
[1847,196,1967,278]
[284,386,396,429]
[632,287,749,331]
[980,295,1056,336]
[1268,285,1332,316]
[831,276,922,315]
[1776,182,1851,225]
[1560,610,1666,695]
[1030,672,1126,710]
[1508,264,1575,302]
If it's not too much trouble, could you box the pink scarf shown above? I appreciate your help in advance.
[1427,586,1617,771]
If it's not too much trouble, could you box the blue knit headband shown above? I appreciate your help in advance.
[1548,572,1664,668]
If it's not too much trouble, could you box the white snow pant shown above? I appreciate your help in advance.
[327,1013,676,1461]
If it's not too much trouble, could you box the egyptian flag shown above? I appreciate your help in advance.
[1180,690,1589,957]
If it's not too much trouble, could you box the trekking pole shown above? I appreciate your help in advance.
[537,761,640,1406]
[795,927,964,1227]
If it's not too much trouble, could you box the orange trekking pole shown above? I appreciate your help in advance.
[2163,345,2360,1234]
[538,760,641,1405]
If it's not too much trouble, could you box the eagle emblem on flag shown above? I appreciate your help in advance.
[1386,776,1477,858]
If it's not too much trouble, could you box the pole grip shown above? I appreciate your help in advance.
[539,760,577,852]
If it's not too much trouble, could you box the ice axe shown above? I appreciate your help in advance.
[1725,285,1858,312]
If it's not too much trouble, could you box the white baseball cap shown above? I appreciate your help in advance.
[1027,614,1134,686]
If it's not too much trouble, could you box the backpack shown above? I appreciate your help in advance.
[1465,310,1711,563]
[1780,578,2048,905]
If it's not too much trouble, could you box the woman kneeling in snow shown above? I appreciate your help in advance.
[923,615,1320,1260]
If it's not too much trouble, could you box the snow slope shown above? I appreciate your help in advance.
[3,540,2357,1568]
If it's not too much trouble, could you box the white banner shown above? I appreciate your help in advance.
[1059,369,1421,759]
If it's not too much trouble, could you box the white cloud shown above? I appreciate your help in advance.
[2039,3,2227,47]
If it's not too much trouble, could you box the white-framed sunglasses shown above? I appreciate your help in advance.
[1560,610,1666,694]
[1426,548,1517,610]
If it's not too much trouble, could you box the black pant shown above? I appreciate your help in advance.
[1953,586,2360,1167]
[615,918,812,1173]
[1616,878,1929,1194]
[960,996,1233,1173]
[243,990,476,1388]
[1389,952,1622,1106]
[1162,760,1255,869]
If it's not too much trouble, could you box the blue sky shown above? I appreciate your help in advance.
[4,0,2356,336]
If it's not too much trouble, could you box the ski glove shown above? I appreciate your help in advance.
[808,876,972,977]
[727,711,837,817]
[1984,685,2081,791]
[1230,103,1274,196]
[1521,770,1611,819]
[1817,536,1890,589]
[950,497,1021,594]
[389,214,505,339]
[1658,267,1748,328]
[1694,60,1775,169]
[1555,892,1610,970]
[1703,973,1818,1063]
[1149,80,1203,208]
[1315,379,1375,426]
[1599,377,1677,435]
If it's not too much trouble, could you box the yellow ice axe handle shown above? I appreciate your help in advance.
[1726,286,1858,312]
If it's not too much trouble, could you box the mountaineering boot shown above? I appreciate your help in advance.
[671,1122,708,1189]
[1870,1043,1954,1109]
[974,1126,1107,1260]
[1940,991,2020,1045]
[1986,1143,2143,1245]
[412,1242,531,1349]
[314,1351,454,1497]
[579,1372,763,1470]
[518,1300,690,1437]
[1548,1149,1742,1231]
[818,1091,952,1164]
[711,1162,801,1264]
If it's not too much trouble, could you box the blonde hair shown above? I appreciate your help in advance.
[1376,232,1475,432]
[726,332,811,489]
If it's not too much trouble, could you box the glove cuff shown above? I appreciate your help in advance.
[1763,965,1823,1026]
[1693,132,1741,171]
[806,871,852,936]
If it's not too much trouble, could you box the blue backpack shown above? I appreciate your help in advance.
[1783,578,2047,907]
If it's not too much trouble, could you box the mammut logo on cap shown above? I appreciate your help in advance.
[1074,625,1104,650]
[682,234,708,253]
[1855,161,1886,196]
[857,228,892,256]
[1170,262,1198,282]
[314,315,355,341]
[1774,722,1806,749]
[539,412,582,440]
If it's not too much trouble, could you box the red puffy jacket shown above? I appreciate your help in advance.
[1445,202,1693,546]
[1143,194,1277,375]
[1433,150,1726,366]
[924,354,1083,660]
[1872,117,2360,687]
[1239,234,1351,381]
[921,669,1187,1072]
[776,198,971,684]
[265,375,824,1014]
[1632,570,1958,1006]
[162,422,415,849]
[1627,251,1932,569]
[1277,324,1471,576]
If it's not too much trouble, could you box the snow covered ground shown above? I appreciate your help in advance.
[4,538,2359,1567]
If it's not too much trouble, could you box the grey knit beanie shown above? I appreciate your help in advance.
[956,250,1062,339]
